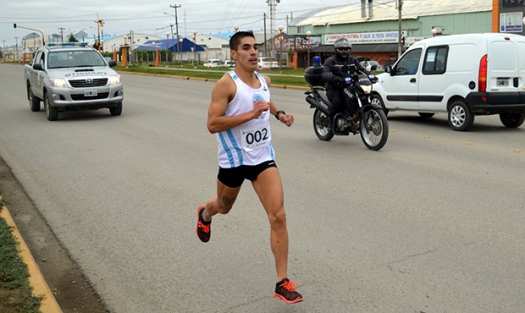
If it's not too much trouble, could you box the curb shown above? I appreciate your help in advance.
[0,196,63,313]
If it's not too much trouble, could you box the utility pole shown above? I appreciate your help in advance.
[170,4,181,63]
[58,28,65,42]
[396,0,403,58]
[15,37,18,61]
[264,13,268,57]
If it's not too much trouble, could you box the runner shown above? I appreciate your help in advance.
[196,31,303,304]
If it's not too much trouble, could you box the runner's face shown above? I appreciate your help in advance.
[232,36,258,70]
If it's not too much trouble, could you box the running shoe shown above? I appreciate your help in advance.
[196,205,211,243]
[274,278,303,304]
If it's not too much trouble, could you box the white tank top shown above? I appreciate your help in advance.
[216,71,275,168]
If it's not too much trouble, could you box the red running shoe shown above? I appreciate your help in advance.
[196,205,211,243]
[274,278,303,304]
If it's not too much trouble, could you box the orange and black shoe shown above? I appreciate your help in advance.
[274,278,303,304]
[196,205,211,243]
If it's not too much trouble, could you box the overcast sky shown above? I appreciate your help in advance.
[1,0,361,47]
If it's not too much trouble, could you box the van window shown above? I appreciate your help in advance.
[423,46,448,74]
[394,48,422,75]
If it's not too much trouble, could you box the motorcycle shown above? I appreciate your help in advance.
[304,63,389,151]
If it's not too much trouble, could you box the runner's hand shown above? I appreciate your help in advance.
[279,113,294,127]
[252,99,270,118]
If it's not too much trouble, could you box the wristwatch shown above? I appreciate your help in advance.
[275,110,286,120]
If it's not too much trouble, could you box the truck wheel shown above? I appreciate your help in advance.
[418,113,435,119]
[28,85,41,112]
[109,102,122,116]
[448,100,474,131]
[44,94,59,121]
[371,94,388,116]
[499,112,525,128]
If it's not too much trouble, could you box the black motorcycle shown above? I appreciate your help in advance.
[304,64,389,151]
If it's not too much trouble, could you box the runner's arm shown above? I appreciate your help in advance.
[207,75,269,134]
[263,75,294,127]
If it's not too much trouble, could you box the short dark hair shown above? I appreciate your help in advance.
[229,31,255,51]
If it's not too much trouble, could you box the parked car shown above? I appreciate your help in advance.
[360,60,384,72]
[203,59,222,68]
[371,33,525,131]
[370,61,384,72]
[223,60,236,67]
[257,57,278,69]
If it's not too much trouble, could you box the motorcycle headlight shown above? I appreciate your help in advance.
[108,75,121,85]
[50,78,67,88]
[362,85,372,94]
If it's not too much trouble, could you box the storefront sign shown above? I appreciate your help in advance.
[325,31,403,44]
[500,12,523,32]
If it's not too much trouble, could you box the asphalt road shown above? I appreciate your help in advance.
[1,63,524,313]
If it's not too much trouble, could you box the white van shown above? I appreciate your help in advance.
[372,33,525,131]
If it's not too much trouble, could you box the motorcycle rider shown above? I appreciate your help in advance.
[322,38,375,120]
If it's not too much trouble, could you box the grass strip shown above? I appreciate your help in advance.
[0,200,42,313]
[114,65,310,88]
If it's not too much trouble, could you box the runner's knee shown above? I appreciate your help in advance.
[268,208,286,226]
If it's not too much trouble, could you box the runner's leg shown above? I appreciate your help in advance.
[251,167,288,281]
[202,179,241,221]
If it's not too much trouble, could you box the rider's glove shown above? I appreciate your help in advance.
[331,76,345,87]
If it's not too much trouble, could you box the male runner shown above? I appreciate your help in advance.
[195,31,303,304]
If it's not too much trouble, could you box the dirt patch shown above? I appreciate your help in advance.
[0,156,108,313]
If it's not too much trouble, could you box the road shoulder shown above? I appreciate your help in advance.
[0,156,108,313]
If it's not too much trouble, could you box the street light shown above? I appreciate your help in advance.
[234,25,239,33]
[179,38,183,67]
[278,25,284,73]
[193,30,197,68]
[306,31,311,67]
[431,28,437,38]
[166,32,170,66]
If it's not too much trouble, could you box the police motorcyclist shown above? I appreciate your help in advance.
[322,38,375,119]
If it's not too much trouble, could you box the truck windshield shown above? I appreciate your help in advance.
[48,51,106,69]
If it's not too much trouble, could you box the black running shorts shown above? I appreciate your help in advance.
[218,160,277,188]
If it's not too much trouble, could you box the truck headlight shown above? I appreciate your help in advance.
[108,75,121,85]
[50,78,67,88]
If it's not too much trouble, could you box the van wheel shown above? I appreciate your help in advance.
[448,100,474,131]
[44,94,59,121]
[418,113,435,118]
[109,102,123,116]
[371,94,388,116]
[499,112,525,128]
[28,85,41,112]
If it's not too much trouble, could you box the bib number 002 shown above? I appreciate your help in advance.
[242,127,270,151]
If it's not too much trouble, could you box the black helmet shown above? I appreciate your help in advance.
[334,38,351,59]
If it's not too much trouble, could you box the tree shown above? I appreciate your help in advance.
[68,34,78,42]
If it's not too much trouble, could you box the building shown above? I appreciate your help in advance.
[287,0,493,68]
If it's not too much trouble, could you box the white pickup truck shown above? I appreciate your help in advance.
[25,42,123,121]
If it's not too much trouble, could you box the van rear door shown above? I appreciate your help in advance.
[487,35,522,93]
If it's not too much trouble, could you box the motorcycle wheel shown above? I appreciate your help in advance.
[360,108,388,151]
[313,108,334,141]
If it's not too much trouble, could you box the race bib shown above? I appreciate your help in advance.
[241,120,271,151]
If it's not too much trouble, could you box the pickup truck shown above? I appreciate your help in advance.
[25,42,123,121]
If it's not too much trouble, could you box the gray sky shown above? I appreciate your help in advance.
[1,0,360,47]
